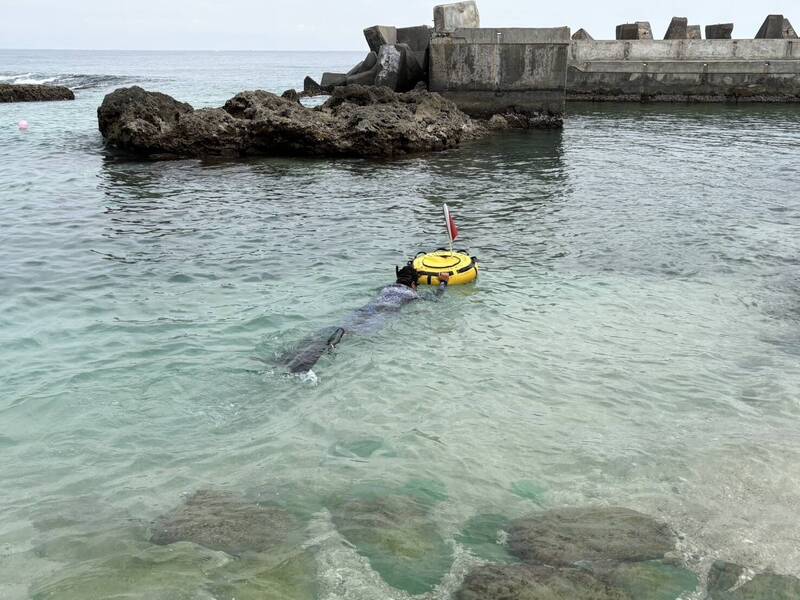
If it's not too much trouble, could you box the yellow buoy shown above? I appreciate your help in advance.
[412,250,478,286]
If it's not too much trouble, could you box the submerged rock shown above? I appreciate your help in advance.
[329,492,453,594]
[726,573,800,599]
[0,83,74,103]
[150,489,300,555]
[456,564,631,600]
[207,550,317,600]
[31,542,230,600]
[455,513,517,563]
[603,560,698,600]
[507,506,675,566]
[98,84,482,159]
[707,561,744,595]
[707,561,800,600]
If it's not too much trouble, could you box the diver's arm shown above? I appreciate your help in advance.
[421,272,450,301]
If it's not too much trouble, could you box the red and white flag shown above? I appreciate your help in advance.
[443,203,459,242]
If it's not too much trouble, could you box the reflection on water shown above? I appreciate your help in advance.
[2,49,800,599]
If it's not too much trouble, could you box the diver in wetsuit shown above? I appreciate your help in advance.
[281,265,451,374]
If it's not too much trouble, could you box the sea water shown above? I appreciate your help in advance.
[1,50,800,599]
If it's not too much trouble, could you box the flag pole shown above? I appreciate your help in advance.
[444,203,453,255]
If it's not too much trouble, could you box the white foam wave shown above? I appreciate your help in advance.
[0,73,32,82]
[0,72,132,89]
[11,76,57,85]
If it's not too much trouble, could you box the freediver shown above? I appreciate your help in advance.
[280,265,451,374]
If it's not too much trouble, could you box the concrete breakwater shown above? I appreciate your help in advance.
[308,1,570,124]
[312,4,800,108]
[568,37,800,103]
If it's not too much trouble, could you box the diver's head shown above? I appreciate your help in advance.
[395,264,418,289]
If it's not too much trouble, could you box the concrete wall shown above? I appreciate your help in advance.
[429,27,571,116]
[568,39,800,101]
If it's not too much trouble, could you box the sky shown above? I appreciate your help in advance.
[1,0,798,50]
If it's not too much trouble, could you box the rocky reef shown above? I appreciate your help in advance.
[0,84,74,103]
[455,506,699,600]
[97,84,484,159]
[30,483,800,599]
[149,489,301,555]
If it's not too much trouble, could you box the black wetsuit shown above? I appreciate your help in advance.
[282,281,448,374]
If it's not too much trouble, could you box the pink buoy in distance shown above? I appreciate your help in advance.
[18,120,29,130]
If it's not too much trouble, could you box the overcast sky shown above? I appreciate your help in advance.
[1,0,798,50]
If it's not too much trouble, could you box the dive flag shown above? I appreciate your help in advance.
[443,203,459,242]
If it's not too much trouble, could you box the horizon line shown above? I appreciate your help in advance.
[0,47,365,53]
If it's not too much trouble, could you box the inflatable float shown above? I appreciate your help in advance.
[412,249,478,286]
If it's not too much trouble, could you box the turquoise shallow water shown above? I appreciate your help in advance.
[2,50,800,598]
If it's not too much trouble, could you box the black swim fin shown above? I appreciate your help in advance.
[281,326,346,374]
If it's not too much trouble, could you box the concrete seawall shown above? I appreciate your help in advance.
[568,39,800,101]
[429,27,570,116]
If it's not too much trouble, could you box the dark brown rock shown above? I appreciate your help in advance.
[456,564,631,600]
[281,89,301,103]
[0,84,74,103]
[149,489,299,555]
[303,76,324,96]
[97,84,482,159]
[508,507,675,566]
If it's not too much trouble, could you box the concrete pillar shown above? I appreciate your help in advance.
[664,17,688,40]
[637,22,653,39]
[616,24,638,40]
[363,26,397,53]
[616,22,652,40]
[572,28,593,40]
[784,18,798,38]
[687,25,702,40]
[755,15,786,39]
[433,1,480,33]
[398,25,432,73]
[705,23,733,39]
